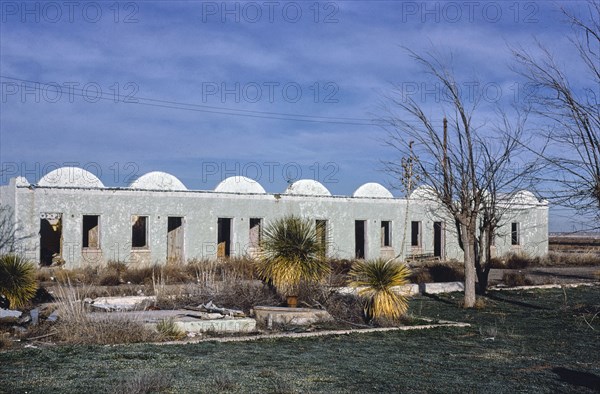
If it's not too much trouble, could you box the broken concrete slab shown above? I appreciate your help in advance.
[85,296,156,311]
[422,282,465,294]
[171,317,256,334]
[86,309,257,334]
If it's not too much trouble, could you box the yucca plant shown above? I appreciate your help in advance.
[256,215,330,305]
[349,259,411,322]
[0,254,38,309]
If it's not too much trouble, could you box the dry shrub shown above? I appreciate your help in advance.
[323,292,364,325]
[412,269,433,284]
[187,257,257,284]
[504,253,536,269]
[541,252,600,266]
[502,272,534,287]
[54,266,99,285]
[154,280,281,313]
[222,256,257,280]
[156,318,186,340]
[327,259,355,287]
[160,264,193,284]
[296,281,365,325]
[488,258,505,269]
[0,332,12,350]
[98,273,121,286]
[52,285,160,345]
[216,281,281,312]
[474,298,487,309]
[122,266,155,285]
[113,371,173,394]
[428,264,464,282]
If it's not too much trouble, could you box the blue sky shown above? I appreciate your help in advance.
[0,1,595,231]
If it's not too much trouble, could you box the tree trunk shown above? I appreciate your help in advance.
[460,223,477,307]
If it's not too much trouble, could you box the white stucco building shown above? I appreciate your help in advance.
[0,166,549,267]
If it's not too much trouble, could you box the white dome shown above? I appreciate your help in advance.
[285,179,331,196]
[38,167,104,188]
[129,171,187,191]
[510,190,539,205]
[214,176,266,194]
[353,182,393,198]
[409,185,436,200]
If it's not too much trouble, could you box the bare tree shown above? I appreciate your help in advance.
[0,205,20,254]
[512,0,600,225]
[381,50,533,305]
[0,205,35,256]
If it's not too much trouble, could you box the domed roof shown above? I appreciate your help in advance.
[353,183,393,198]
[38,167,104,188]
[214,176,266,194]
[510,190,540,204]
[129,171,187,191]
[285,179,331,196]
[409,185,436,200]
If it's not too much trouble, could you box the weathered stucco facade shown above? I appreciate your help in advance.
[0,167,549,267]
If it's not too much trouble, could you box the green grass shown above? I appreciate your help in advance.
[1,286,599,393]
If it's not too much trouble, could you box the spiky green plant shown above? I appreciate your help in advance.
[0,254,38,309]
[256,215,330,296]
[349,259,411,322]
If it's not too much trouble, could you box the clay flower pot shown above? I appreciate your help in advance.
[286,295,298,308]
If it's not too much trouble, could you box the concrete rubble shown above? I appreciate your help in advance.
[84,296,156,311]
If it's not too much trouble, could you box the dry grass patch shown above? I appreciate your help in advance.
[49,285,160,345]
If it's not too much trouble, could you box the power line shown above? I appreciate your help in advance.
[1,75,381,126]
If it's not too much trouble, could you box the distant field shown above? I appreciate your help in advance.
[1,286,599,393]
[549,234,600,254]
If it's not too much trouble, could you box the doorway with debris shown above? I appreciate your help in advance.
[167,217,184,264]
[40,213,62,266]
[355,220,366,259]
[217,218,232,258]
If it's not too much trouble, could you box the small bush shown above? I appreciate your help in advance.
[323,292,365,325]
[0,332,12,350]
[488,258,505,269]
[428,264,464,282]
[328,259,355,287]
[156,318,186,340]
[504,253,536,269]
[412,269,433,284]
[98,273,121,286]
[502,272,533,287]
[0,254,38,308]
[122,266,155,285]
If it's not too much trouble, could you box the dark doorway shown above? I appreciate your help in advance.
[434,221,445,259]
[381,221,391,247]
[82,215,99,248]
[131,216,148,248]
[355,220,366,259]
[40,214,62,266]
[217,218,232,258]
[167,217,184,264]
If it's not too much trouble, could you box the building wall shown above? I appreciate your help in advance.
[0,179,549,267]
